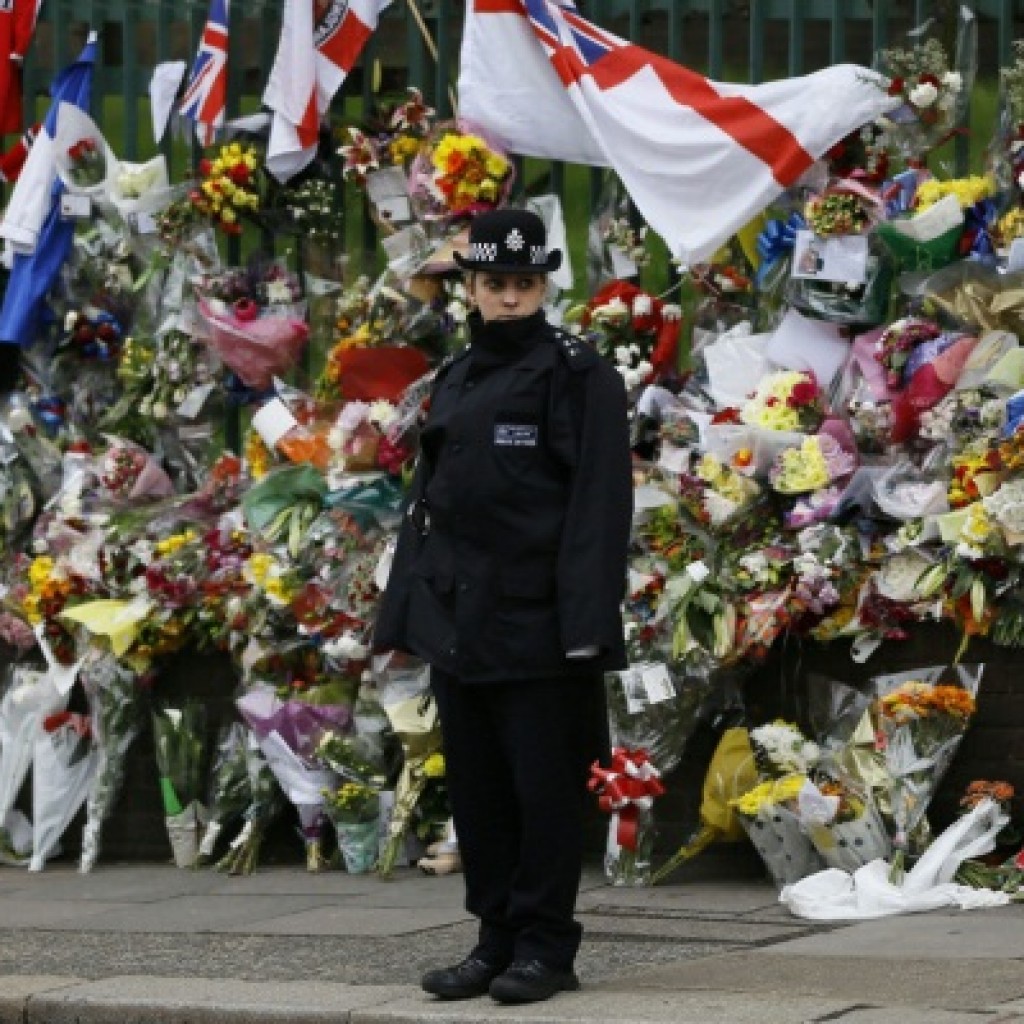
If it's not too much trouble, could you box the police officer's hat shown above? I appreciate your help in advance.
[453,207,562,274]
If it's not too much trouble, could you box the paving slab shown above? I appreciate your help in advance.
[0,898,141,929]
[608,952,1024,1011]
[29,893,331,933]
[25,976,412,1024]
[215,905,470,937]
[351,989,856,1024]
[207,866,413,897]
[578,880,779,916]
[765,906,1024,959]
[1,865,222,903]
[0,976,82,1024]
[577,911,807,944]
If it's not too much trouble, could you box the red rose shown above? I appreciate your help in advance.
[229,162,251,185]
[919,73,940,88]
[887,77,905,96]
[198,159,213,176]
[789,377,819,405]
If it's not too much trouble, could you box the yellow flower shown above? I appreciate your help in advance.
[732,774,808,816]
[484,154,508,179]
[246,552,273,585]
[28,556,55,590]
[914,175,995,212]
[774,437,830,494]
[21,593,41,625]
[264,577,294,604]
[423,753,446,779]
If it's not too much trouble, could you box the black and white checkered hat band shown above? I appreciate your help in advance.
[466,241,549,264]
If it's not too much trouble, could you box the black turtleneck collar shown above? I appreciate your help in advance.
[468,310,547,365]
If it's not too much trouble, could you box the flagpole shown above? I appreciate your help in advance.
[405,0,458,116]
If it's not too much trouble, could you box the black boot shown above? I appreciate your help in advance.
[489,959,580,1004]
[421,956,507,1000]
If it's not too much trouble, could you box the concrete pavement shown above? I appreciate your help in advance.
[1,857,1023,1023]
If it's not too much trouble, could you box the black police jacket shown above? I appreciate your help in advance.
[372,310,633,683]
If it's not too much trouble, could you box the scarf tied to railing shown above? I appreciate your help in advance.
[588,746,665,851]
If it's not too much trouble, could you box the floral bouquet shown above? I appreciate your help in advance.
[588,747,665,886]
[53,103,113,194]
[375,657,441,878]
[0,666,68,863]
[749,720,820,777]
[871,664,982,881]
[79,652,146,872]
[324,780,381,873]
[407,120,513,223]
[97,439,175,504]
[804,185,877,237]
[209,729,287,876]
[564,280,683,388]
[741,370,824,434]
[237,672,352,872]
[189,142,261,236]
[731,774,826,886]
[196,723,251,867]
[152,701,209,868]
[770,433,856,498]
[874,317,943,392]
[196,297,309,392]
[652,725,759,884]
[875,13,975,163]
[798,773,891,873]
[28,711,99,871]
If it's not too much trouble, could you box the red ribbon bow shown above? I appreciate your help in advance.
[588,746,665,851]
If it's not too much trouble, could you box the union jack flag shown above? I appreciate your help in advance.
[180,0,229,147]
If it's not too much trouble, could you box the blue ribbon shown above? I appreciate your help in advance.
[964,199,999,267]
[880,169,920,218]
[755,212,806,288]
[32,395,66,434]
[1005,391,1024,438]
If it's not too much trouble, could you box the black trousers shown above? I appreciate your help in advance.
[430,667,609,972]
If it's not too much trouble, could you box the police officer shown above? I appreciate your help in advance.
[373,207,632,1005]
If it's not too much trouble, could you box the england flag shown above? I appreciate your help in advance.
[458,0,898,265]
[180,0,230,147]
[264,0,393,183]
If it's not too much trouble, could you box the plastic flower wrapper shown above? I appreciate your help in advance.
[874,11,976,164]
[96,438,175,504]
[876,192,965,274]
[52,102,115,196]
[870,664,982,882]
[374,654,441,879]
[196,297,309,392]
[872,460,949,521]
[909,262,1024,339]
[152,701,209,868]
[407,119,513,223]
[241,464,327,559]
[785,235,894,328]
[803,181,880,238]
[79,652,146,872]
[798,771,891,874]
[26,711,98,872]
[0,666,68,862]
[196,722,249,866]
[323,779,381,874]
[730,773,826,886]
[588,747,666,886]
[652,724,759,884]
[236,674,352,872]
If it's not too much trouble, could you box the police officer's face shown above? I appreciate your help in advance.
[468,272,546,323]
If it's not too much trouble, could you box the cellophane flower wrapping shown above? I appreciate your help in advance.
[197,722,250,865]
[798,773,891,873]
[79,653,144,872]
[152,701,209,868]
[733,774,826,886]
[236,681,350,871]
[871,664,982,875]
[196,298,309,391]
[0,666,68,858]
[407,119,513,224]
[29,712,98,871]
[374,654,440,878]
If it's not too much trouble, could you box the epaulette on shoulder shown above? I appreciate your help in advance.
[551,327,598,371]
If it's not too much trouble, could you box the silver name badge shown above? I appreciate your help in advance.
[494,424,538,447]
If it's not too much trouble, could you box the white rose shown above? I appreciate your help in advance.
[632,294,652,317]
[614,345,632,366]
[152,401,168,421]
[942,71,962,93]
[662,303,682,321]
[448,300,468,324]
[909,81,938,109]
[636,360,653,377]
[1018,169,1024,192]
[64,311,78,332]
